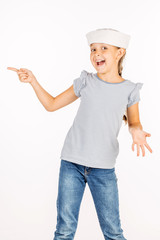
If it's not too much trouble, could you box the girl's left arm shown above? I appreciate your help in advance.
[127,103,153,157]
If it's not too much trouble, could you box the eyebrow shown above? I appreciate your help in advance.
[90,43,108,47]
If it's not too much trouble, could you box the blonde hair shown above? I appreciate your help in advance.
[117,47,128,125]
[104,28,128,125]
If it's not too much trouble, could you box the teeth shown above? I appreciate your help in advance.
[96,60,105,62]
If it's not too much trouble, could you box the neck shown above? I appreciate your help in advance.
[97,71,124,83]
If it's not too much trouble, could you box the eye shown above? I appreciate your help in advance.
[91,47,107,52]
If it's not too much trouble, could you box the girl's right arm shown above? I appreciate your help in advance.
[7,67,79,112]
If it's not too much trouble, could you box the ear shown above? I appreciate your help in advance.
[116,48,126,61]
[119,48,126,56]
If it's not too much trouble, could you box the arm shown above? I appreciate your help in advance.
[7,67,79,111]
[127,103,143,133]
[127,103,153,156]
[30,79,79,112]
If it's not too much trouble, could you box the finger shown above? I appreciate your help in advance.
[7,67,19,72]
[20,68,30,73]
[145,132,151,137]
[147,134,151,137]
[21,77,28,81]
[18,71,27,75]
[137,144,140,157]
[18,73,28,77]
[132,142,135,151]
[18,76,27,81]
[144,143,153,153]
[21,75,28,79]
[140,145,145,157]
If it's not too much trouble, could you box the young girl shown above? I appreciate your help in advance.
[7,28,152,240]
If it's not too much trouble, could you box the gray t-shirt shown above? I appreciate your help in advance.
[60,70,144,169]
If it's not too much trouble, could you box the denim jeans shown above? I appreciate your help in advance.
[53,159,127,240]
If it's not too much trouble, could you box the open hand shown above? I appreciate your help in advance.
[131,129,153,157]
[7,67,37,84]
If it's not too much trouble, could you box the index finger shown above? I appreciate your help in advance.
[144,143,153,153]
[7,67,19,72]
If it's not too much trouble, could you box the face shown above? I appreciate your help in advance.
[90,43,125,74]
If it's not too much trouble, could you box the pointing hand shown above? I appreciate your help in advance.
[7,67,37,84]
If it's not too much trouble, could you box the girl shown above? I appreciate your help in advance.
[7,28,152,240]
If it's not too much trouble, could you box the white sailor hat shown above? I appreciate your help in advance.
[86,28,131,49]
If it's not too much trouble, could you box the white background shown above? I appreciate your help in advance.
[0,0,159,239]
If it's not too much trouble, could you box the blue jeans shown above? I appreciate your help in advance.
[53,159,127,240]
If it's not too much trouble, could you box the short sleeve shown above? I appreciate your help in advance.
[127,82,144,108]
[73,70,88,97]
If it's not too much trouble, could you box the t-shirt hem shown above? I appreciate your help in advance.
[60,155,116,169]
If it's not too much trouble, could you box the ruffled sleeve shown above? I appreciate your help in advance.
[73,70,88,97]
[127,82,144,108]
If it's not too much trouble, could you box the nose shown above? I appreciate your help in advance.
[95,50,103,57]
[95,51,100,56]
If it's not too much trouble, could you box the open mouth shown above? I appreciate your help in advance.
[96,60,105,66]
